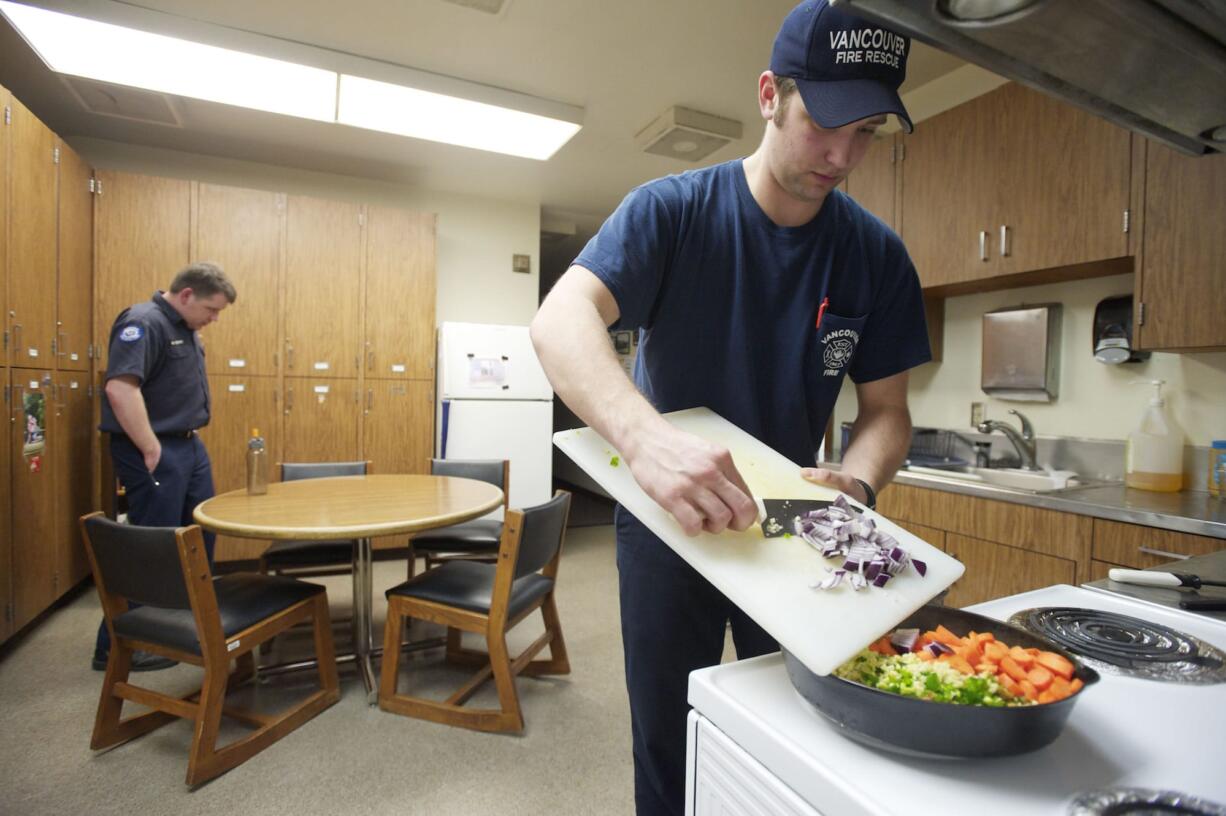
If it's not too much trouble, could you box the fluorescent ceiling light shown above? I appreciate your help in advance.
[338,74,581,160]
[0,1,336,121]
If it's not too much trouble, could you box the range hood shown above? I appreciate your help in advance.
[831,0,1226,155]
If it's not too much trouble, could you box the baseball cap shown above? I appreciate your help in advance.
[770,0,913,133]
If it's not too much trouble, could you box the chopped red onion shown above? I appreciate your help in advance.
[890,628,920,652]
[797,494,926,592]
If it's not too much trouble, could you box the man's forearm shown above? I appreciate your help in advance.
[841,403,911,491]
[106,379,158,454]
[530,288,666,457]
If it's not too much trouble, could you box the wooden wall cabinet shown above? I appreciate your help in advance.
[283,377,361,463]
[56,140,92,371]
[8,371,58,632]
[7,97,58,366]
[1134,145,1226,351]
[363,379,433,476]
[1,85,10,369]
[364,206,436,380]
[284,196,362,379]
[195,184,284,376]
[900,83,1131,292]
[52,374,93,588]
[93,171,191,368]
[0,368,11,642]
[877,481,1091,607]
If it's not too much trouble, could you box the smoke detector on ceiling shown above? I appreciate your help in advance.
[635,106,743,162]
[62,76,183,127]
[437,0,512,14]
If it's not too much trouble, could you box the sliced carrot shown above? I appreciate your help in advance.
[1000,656,1029,683]
[975,662,997,675]
[931,625,962,647]
[1019,679,1039,701]
[868,637,898,656]
[1027,665,1054,692]
[1009,646,1036,667]
[917,649,935,662]
[998,673,1024,698]
[1036,651,1075,681]
[1049,676,1071,698]
[948,656,975,676]
[1069,678,1084,694]
[983,642,1010,662]
[1037,689,1058,704]
[974,632,996,645]
[1026,647,1041,656]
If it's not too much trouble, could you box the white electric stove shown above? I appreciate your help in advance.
[686,585,1226,816]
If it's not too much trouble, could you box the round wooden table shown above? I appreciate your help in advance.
[194,474,504,701]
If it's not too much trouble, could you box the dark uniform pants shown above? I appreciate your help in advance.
[616,506,778,816]
[94,433,216,657]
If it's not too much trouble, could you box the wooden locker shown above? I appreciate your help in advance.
[9,369,57,632]
[52,373,93,588]
[7,97,58,366]
[284,196,361,378]
[363,379,433,475]
[56,139,93,372]
[194,184,283,376]
[198,373,280,561]
[283,377,361,463]
[1,366,12,642]
[94,171,190,369]
[1,86,9,369]
[364,207,436,380]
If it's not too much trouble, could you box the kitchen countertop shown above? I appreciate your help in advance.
[820,462,1226,540]
[1083,549,1226,622]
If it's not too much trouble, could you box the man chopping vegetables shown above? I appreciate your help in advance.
[530,2,929,813]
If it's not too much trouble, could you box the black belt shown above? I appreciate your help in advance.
[113,430,196,441]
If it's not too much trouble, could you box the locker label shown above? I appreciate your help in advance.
[70,353,79,361]
[228,384,246,393]
[70,381,79,389]
[29,380,39,389]
[391,364,406,373]
[228,358,246,368]
[314,385,330,394]
[28,348,38,358]
[313,362,330,370]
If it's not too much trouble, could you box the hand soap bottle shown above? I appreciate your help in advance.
[1125,380,1183,492]
[246,427,269,495]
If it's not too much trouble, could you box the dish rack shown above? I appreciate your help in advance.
[905,428,972,469]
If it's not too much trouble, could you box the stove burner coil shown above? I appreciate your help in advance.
[1068,787,1226,815]
[1008,607,1226,684]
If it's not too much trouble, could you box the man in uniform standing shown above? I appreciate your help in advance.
[92,262,236,671]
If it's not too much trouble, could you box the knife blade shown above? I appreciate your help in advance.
[1108,568,1226,590]
[759,498,833,538]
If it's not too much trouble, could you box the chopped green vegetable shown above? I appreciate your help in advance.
[610,456,619,467]
[835,650,1032,707]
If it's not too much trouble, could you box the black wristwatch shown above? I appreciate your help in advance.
[853,478,877,510]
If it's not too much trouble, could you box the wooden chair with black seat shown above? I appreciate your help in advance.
[257,461,371,577]
[79,512,339,787]
[379,489,571,733]
[406,458,509,577]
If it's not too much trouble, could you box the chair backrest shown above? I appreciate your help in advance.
[430,458,509,510]
[508,491,571,579]
[281,460,369,482]
[80,514,193,609]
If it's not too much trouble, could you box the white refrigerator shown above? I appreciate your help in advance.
[436,322,554,511]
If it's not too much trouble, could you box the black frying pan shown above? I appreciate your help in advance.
[783,604,1100,759]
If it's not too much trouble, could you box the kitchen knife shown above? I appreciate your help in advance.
[1108,568,1226,590]
[759,498,833,538]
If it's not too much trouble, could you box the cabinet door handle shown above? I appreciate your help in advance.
[366,388,373,412]
[286,344,294,370]
[367,349,375,371]
[999,224,1011,258]
[1138,546,1190,561]
[58,331,67,357]
[12,323,22,352]
[285,387,294,413]
[978,231,988,262]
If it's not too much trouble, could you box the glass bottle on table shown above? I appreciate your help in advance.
[246,427,268,495]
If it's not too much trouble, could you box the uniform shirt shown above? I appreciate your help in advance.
[574,159,930,468]
[100,292,211,435]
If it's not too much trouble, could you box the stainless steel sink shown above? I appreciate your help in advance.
[902,464,1083,493]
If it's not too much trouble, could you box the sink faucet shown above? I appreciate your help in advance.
[976,409,1040,471]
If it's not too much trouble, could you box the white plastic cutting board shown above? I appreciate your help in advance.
[553,407,964,676]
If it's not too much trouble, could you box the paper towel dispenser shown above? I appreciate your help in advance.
[981,304,1061,402]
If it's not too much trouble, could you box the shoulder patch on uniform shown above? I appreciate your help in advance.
[119,325,144,342]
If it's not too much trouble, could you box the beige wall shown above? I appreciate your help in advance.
[72,137,543,327]
[834,272,1226,448]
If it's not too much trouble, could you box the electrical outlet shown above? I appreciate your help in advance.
[970,402,985,428]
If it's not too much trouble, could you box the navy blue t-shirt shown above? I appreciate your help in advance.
[100,292,211,435]
[574,159,930,468]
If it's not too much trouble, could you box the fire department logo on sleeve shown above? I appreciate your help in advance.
[119,325,143,342]
[821,328,859,376]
